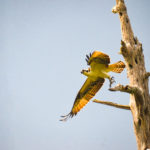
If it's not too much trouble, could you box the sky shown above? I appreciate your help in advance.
[0,0,150,150]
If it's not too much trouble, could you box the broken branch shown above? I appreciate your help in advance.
[145,72,150,79]
[109,84,137,94]
[93,99,130,110]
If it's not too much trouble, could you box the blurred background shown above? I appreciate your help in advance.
[1,0,150,150]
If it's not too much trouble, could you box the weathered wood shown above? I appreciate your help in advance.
[93,99,130,110]
[112,0,150,149]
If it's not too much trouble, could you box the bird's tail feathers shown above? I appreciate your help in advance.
[108,61,125,73]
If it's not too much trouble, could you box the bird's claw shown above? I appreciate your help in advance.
[109,76,115,88]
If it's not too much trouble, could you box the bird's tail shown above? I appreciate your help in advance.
[108,61,125,73]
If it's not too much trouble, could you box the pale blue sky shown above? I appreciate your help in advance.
[0,0,150,150]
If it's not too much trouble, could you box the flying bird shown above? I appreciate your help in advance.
[60,51,125,121]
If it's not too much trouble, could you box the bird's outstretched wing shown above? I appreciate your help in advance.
[86,51,110,65]
[60,77,105,121]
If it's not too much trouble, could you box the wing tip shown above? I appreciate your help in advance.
[60,112,76,122]
[85,52,93,65]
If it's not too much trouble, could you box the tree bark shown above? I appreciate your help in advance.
[112,0,150,149]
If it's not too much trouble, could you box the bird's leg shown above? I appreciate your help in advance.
[101,72,115,88]
[109,76,115,88]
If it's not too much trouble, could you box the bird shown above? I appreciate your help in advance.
[60,51,125,121]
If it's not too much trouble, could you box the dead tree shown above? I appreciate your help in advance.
[93,0,150,149]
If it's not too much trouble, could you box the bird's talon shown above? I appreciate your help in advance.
[109,76,115,88]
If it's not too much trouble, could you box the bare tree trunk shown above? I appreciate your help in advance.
[94,0,150,149]
[112,0,150,149]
